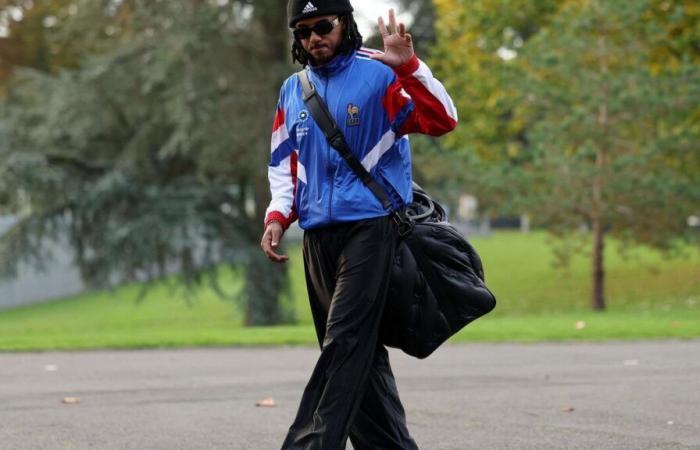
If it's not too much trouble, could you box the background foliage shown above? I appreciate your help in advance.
[0,0,698,323]
[0,0,293,324]
[429,0,700,309]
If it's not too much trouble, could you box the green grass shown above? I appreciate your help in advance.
[1,231,698,351]
[475,231,700,314]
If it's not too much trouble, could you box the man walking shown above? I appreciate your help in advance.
[261,1,458,448]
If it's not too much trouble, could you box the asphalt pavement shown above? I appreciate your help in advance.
[1,341,699,450]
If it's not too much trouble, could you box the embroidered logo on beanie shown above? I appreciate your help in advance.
[302,2,318,13]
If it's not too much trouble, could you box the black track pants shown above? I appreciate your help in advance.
[281,216,418,450]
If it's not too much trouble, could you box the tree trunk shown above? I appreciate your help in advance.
[245,250,289,326]
[241,0,293,326]
[591,29,609,311]
[591,215,606,310]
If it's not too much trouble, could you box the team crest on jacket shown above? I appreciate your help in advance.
[346,103,360,127]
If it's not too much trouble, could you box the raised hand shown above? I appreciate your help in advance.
[369,8,415,68]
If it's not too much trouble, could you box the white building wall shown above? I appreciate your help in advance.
[0,216,86,310]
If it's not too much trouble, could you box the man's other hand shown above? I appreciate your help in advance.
[261,221,289,263]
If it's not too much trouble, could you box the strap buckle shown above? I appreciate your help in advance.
[327,131,345,149]
[392,210,414,237]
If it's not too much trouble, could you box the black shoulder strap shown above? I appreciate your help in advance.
[297,69,394,212]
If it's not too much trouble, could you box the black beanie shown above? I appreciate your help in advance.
[287,0,354,28]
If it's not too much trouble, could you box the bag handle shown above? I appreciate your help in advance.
[297,69,394,212]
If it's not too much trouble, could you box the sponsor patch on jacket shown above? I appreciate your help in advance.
[296,126,309,140]
[296,110,310,140]
[346,103,360,127]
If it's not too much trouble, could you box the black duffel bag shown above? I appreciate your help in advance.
[380,184,496,359]
[297,70,496,360]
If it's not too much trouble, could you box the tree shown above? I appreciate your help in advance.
[517,1,700,310]
[431,0,700,310]
[424,0,559,214]
[0,0,81,93]
[0,0,295,324]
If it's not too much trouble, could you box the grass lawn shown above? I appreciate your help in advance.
[1,231,698,351]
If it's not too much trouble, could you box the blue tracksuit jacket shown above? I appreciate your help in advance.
[265,49,458,230]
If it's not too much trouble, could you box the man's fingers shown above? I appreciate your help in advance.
[266,249,288,263]
[377,15,389,36]
[388,8,397,35]
[267,249,289,263]
[398,22,406,37]
[260,223,288,263]
[270,228,282,248]
[261,226,274,247]
[262,240,288,263]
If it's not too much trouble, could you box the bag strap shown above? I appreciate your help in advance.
[297,69,394,212]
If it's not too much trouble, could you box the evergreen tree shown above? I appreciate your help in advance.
[0,0,294,324]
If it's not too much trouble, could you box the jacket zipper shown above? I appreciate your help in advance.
[323,74,334,223]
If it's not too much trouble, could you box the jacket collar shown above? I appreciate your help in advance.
[308,51,355,77]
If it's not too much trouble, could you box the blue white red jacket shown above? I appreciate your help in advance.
[264,48,458,231]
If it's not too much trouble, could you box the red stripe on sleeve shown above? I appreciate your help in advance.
[272,107,285,132]
[289,151,298,221]
[382,79,412,124]
[290,150,298,194]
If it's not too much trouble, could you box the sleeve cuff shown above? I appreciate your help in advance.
[393,55,420,78]
[264,211,293,231]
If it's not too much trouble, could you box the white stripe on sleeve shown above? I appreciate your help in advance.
[270,125,290,153]
[265,154,295,219]
[411,60,458,122]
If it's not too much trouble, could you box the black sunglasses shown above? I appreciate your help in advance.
[293,17,340,40]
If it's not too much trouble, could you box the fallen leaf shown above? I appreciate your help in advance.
[256,397,276,407]
[560,406,575,413]
[575,321,586,330]
[62,397,80,405]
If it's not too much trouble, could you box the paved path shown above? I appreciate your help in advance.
[1,341,699,450]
